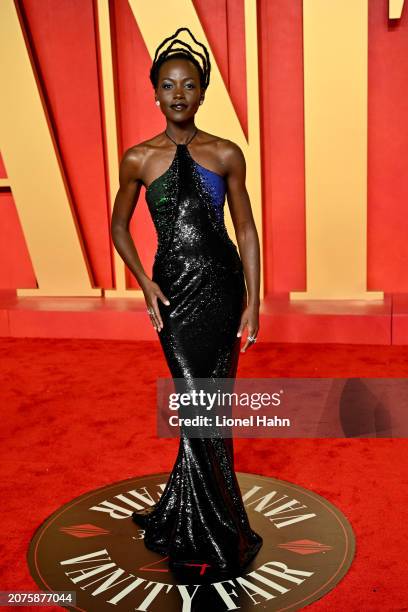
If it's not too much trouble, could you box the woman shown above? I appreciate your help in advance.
[111,27,262,577]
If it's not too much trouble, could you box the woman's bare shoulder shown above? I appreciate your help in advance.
[199,131,245,174]
[120,134,164,181]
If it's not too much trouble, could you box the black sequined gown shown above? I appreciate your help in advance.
[132,130,262,575]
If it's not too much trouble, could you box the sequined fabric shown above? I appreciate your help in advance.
[132,138,262,576]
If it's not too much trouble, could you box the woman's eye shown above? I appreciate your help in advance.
[161,83,195,89]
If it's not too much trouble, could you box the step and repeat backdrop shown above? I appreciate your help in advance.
[1,0,407,299]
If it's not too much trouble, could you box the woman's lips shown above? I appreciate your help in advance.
[171,104,187,111]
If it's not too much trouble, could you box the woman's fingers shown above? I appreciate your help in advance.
[240,326,258,353]
[157,290,170,306]
[148,300,163,331]
[147,295,167,331]
[145,283,170,332]
[237,315,247,338]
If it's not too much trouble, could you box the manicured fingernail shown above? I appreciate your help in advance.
[165,301,170,305]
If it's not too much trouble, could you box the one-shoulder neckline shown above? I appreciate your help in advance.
[145,144,225,195]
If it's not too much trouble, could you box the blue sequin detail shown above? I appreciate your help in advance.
[194,163,226,222]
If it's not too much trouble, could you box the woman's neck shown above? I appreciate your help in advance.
[165,122,198,144]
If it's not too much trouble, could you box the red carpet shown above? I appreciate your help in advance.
[1,337,407,611]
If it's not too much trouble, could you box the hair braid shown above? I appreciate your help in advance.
[150,27,211,90]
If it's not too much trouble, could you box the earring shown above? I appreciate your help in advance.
[156,100,160,106]
[199,100,203,105]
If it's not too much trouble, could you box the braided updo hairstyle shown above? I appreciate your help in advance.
[150,27,211,91]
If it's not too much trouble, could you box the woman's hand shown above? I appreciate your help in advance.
[142,279,170,332]
[237,303,259,352]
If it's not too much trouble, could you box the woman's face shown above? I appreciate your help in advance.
[155,58,203,122]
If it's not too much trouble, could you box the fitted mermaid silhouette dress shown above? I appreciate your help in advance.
[132,130,262,575]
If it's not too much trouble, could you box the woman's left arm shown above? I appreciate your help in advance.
[223,141,261,353]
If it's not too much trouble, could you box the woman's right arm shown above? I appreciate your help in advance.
[111,149,169,332]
